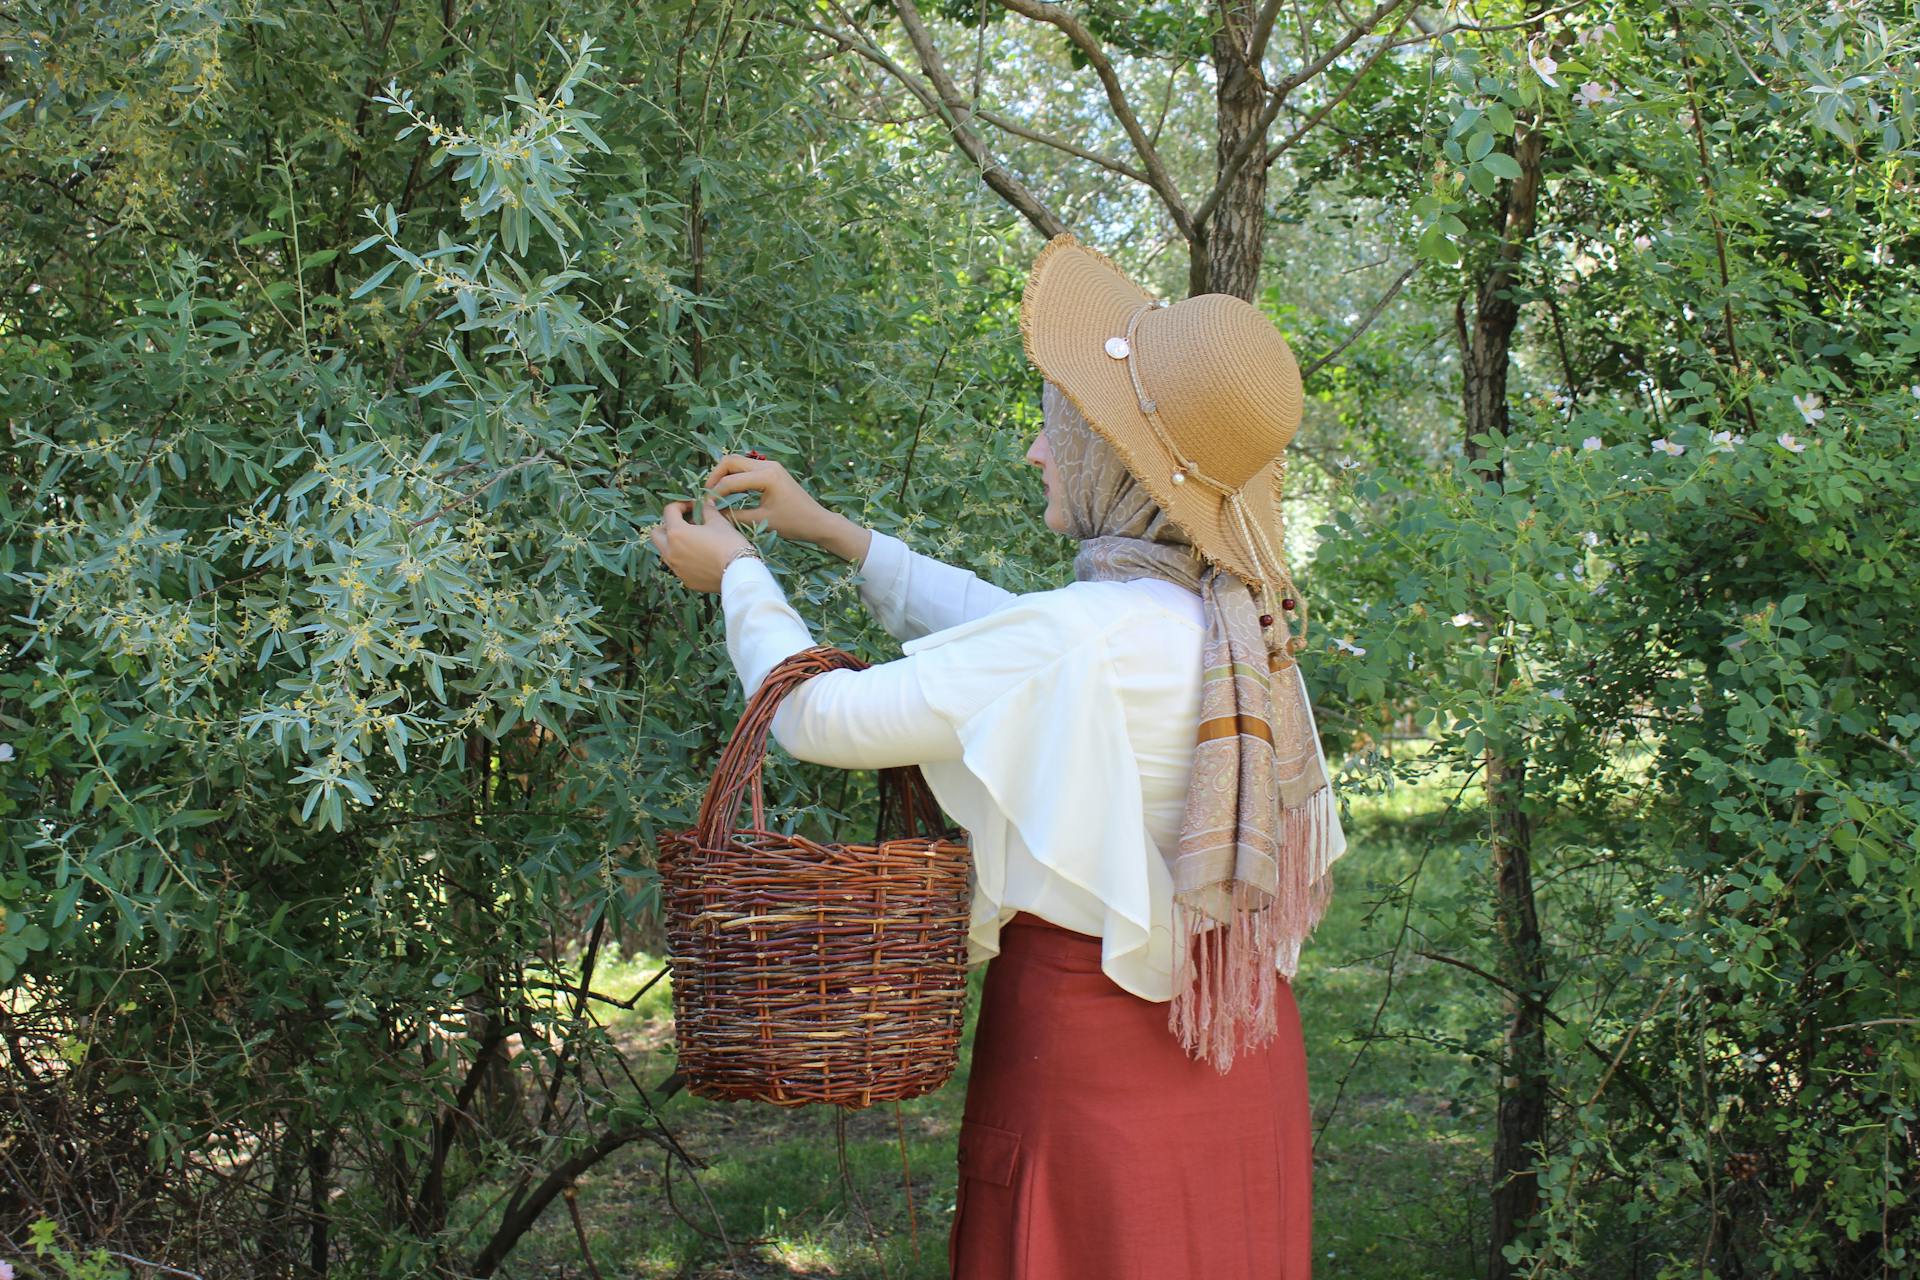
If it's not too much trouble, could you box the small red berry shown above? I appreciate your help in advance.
[1259,613,1274,627]
[1281,597,1296,611]
[746,449,767,460]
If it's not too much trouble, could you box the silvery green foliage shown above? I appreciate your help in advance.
[0,7,1050,1268]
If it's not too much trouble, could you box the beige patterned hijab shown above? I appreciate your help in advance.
[1043,380,1339,1074]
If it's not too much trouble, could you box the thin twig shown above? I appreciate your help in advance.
[563,1185,605,1280]
[1299,263,1418,380]
[406,450,550,527]
[986,0,1195,238]
[103,1253,207,1280]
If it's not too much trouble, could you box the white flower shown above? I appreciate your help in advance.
[1527,37,1560,87]
[1652,437,1685,456]
[1867,243,1891,266]
[1811,205,1832,218]
[1582,530,1600,546]
[1572,562,1585,578]
[1909,384,1919,400]
[1544,686,1568,701]
[1632,234,1652,252]
[1451,612,1479,627]
[0,743,13,763]
[0,1260,16,1280]
[1777,432,1806,452]
[1792,392,1825,424]
[1553,571,1566,581]
[1576,80,1618,108]
[1582,435,1604,450]
[1332,636,1367,656]
[1336,456,1360,470]
[1710,429,1734,449]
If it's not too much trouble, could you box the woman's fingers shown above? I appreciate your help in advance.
[651,501,692,557]
[708,471,762,498]
[705,454,760,489]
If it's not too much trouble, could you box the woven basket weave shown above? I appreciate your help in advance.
[657,644,973,1109]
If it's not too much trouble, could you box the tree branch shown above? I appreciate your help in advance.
[1299,263,1417,380]
[974,105,1150,183]
[806,1,1064,238]
[986,0,1195,239]
[1263,1,1417,167]
[1196,0,1415,231]
[1248,0,1289,66]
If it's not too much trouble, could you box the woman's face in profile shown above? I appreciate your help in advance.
[1025,427,1068,534]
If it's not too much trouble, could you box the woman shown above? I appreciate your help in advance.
[649,233,1347,1279]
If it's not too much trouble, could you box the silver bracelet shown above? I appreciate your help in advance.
[721,545,763,577]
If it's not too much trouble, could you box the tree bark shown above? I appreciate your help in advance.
[1198,0,1268,301]
[1485,748,1546,1280]
[306,1136,332,1277]
[1456,118,1550,1280]
[1462,123,1545,478]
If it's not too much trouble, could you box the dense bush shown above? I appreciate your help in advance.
[1,5,1048,1272]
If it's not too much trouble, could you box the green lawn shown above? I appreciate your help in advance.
[504,746,1494,1278]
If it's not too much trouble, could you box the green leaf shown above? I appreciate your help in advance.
[1482,151,1524,180]
[349,260,402,299]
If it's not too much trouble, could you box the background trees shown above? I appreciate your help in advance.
[2,1,1915,1277]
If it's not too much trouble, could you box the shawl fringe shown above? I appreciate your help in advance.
[1168,781,1339,1074]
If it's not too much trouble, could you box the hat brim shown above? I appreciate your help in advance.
[1019,234,1284,595]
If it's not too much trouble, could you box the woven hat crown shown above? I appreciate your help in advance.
[1128,293,1303,492]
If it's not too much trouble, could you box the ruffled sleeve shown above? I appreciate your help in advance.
[899,590,1176,997]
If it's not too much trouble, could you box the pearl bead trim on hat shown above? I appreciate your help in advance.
[1105,297,1310,659]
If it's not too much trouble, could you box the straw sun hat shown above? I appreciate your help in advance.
[1020,232,1309,655]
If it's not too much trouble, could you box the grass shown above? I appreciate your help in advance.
[503,742,1500,1278]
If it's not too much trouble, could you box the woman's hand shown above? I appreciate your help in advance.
[648,497,753,594]
[705,453,870,562]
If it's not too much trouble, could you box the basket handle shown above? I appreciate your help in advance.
[693,645,951,850]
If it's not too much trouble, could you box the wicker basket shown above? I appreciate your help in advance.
[657,644,973,1109]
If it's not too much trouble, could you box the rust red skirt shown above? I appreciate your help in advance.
[948,911,1313,1279]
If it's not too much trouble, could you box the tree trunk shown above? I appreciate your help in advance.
[306,1136,332,1277]
[1198,0,1268,301]
[1485,749,1546,1280]
[1457,119,1550,1280]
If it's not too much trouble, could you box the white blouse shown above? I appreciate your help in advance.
[719,528,1348,1002]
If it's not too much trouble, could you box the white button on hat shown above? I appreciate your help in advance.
[1104,336,1131,359]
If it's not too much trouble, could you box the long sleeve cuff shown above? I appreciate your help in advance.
[854,527,913,634]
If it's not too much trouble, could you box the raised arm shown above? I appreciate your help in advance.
[853,527,1019,643]
[720,552,964,769]
[702,453,1018,645]
[649,488,957,769]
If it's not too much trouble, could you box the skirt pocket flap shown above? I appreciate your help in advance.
[956,1119,1021,1188]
